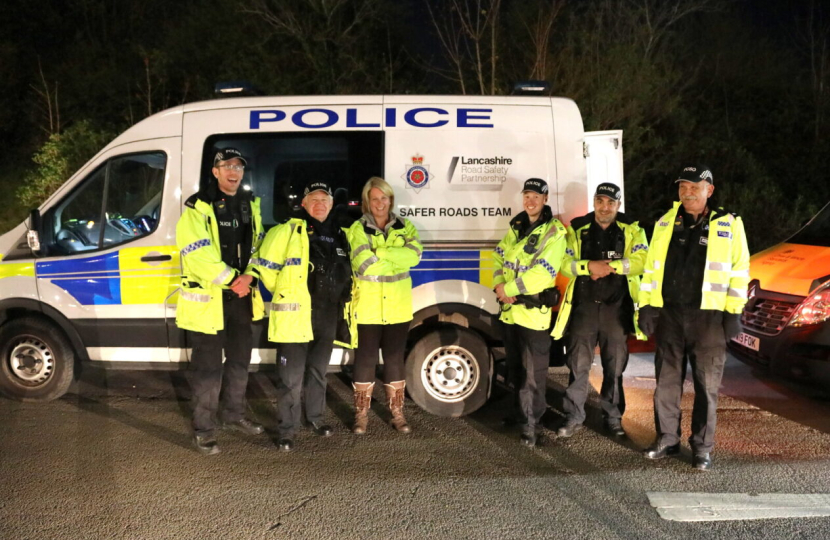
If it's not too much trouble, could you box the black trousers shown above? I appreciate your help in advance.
[275,308,337,438]
[562,299,629,424]
[189,294,253,437]
[353,322,408,384]
[503,323,551,430]
[653,305,726,454]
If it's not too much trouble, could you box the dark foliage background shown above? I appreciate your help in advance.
[2,0,828,252]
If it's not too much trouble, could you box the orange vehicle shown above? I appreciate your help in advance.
[730,201,830,381]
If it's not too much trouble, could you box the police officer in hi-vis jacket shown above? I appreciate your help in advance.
[493,178,567,447]
[176,147,266,455]
[552,183,648,439]
[638,165,750,470]
[253,180,355,452]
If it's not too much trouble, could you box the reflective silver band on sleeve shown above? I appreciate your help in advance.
[728,287,748,298]
[357,255,379,275]
[571,261,579,275]
[703,282,729,293]
[356,272,410,283]
[212,265,234,285]
[494,269,504,278]
[707,261,732,272]
[515,277,529,295]
[270,302,301,312]
[404,243,422,257]
[352,244,372,257]
[620,258,630,275]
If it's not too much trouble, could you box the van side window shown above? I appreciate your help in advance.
[49,152,166,254]
[201,133,383,229]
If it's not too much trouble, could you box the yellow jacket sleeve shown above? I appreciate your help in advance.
[176,205,236,287]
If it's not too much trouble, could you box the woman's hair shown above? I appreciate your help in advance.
[361,176,395,215]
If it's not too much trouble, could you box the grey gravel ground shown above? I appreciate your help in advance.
[2,353,830,540]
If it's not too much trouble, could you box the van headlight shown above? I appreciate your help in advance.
[788,280,830,327]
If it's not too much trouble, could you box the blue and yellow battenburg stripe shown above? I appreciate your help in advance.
[411,249,496,288]
[1,247,496,306]
[0,246,181,306]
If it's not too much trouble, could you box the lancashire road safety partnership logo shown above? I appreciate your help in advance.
[402,154,431,193]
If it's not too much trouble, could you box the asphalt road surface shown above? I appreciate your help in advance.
[2,353,830,540]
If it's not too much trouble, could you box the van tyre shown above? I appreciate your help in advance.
[405,327,490,417]
[0,317,76,402]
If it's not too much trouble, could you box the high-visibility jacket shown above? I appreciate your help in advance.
[347,213,422,325]
[639,202,750,314]
[175,193,265,334]
[254,217,357,346]
[551,212,648,340]
[492,207,567,330]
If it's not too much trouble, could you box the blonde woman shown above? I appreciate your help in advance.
[347,177,422,434]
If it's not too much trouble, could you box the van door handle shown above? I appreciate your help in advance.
[141,253,173,264]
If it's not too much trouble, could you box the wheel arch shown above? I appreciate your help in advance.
[0,298,88,362]
[409,302,502,349]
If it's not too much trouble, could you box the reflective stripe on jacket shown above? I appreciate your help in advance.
[255,217,357,346]
[492,209,567,330]
[175,196,265,334]
[639,202,751,314]
[347,213,422,325]
[551,214,648,340]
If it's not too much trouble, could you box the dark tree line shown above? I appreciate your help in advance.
[2,0,828,251]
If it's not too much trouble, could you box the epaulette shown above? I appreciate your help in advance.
[569,213,594,231]
[614,211,633,225]
[713,207,739,220]
[184,192,205,209]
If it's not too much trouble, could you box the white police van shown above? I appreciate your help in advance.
[0,92,623,415]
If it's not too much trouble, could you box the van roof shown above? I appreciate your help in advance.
[108,94,579,153]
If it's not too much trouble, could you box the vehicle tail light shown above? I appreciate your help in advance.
[788,280,830,327]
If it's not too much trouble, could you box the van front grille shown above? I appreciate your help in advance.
[741,299,799,336]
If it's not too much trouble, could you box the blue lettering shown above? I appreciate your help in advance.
[385,107,397,128]
[292,108,338,129]
[404,108,449,128]
[250,110,287,129]
[458,108,493,128]
[346,108,380,128]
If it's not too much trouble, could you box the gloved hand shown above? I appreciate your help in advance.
[638,306,661,337]
[723,313,743,341]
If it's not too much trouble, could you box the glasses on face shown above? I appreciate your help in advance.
[218,164,245,172]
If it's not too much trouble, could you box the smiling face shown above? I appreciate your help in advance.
[523,191,547,221]
[594,195,621,226]
[212,157,245,196]
[302,190,333,221]
[678,180,714,216]
[368,187,391,223]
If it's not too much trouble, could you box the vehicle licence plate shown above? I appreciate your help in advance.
[732,332,760,351]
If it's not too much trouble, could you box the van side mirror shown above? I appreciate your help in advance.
[27,209,43,256]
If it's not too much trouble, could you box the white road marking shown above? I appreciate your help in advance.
[647,492,830,521]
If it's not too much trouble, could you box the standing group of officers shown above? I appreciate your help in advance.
[175,147,750,471]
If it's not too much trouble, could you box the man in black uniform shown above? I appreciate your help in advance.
[176,147,265,455]
[262,181,353,451]
[554,183,648,438]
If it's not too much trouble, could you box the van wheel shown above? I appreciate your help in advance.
[406,327,490,417]
[0,317,76,402]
